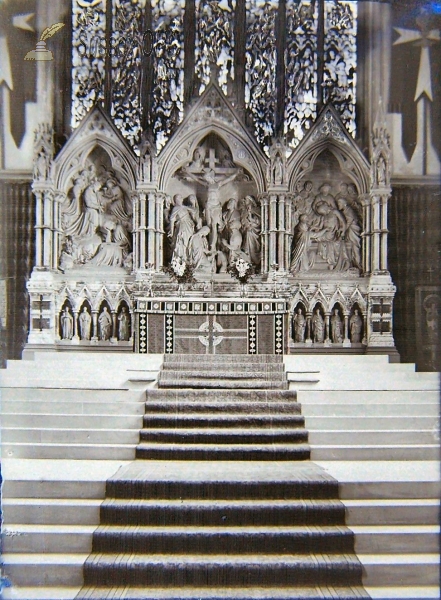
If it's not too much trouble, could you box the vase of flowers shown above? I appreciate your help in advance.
[163,257,197,296]
[227,258,255,297]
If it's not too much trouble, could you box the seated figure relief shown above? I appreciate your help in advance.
[59,164,133,270]
[290,180,361,275]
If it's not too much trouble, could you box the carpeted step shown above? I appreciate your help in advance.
[159,371,286,381]
[91,525,355,554]
[142,414,305,428]
[100,498,347,526]
[163,354,284,364]
[158,378,289,389]
[144,400,299,414]
[135,442,311,460]
[146,389,297,401]
[77,585,371,599]
[161,363,286,373]
[82,553,364,587]
[138,428,308,444]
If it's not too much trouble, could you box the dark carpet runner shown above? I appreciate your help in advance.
[77,355,370,600]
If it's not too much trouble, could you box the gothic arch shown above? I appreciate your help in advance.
[54,106,138,193]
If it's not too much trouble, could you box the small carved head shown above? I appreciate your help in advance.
[173,194,183,205]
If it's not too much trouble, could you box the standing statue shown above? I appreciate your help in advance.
[350,309,363,343]
[240,196,261,266]
[290,215,312,274]
[221,198,244,265]
[168,194,199,263]
[293,308,306,343]
[330,309,343,343]
[79,306,92,340]
[98,306,112,341]
[336,196,362,269]
[377,156,386,186]
[273,153,284,185]
[60,307,73,340]
[118,307,130,341]
[312,308,325,343]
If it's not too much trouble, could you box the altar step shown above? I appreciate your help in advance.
[158,354,288,389]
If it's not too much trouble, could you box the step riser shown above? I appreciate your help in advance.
[346,505,440,526]
[138,432,309,444]
[3,430,139,444]
[2,445,136,460]
[2,481,105,500]
[311,446,439,460]
[158,381,289,389]
[83,563,364,587]
[162,365,286,372]
[3,532,93,554]
[308,431,437,444]
[2,415,143,428]
[3,563,84,587]
[135,447,311,460]
[4,506,100,526]
[1,402,145,415]
[143,417,304,428]
[164,356,284,363]
[144,403,301,414]
[306,417,437,430]
[92,531,355,554]
[363,563,440,586]
[100,506,346,526]
[302,404,439,417]
[146,390,297,400]
[354,532,440,554]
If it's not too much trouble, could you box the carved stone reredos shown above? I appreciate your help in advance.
[157,83,267,193]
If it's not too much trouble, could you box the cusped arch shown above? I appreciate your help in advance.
[158,124,267,193]
[54,107,137,193]
[288,140,370,196]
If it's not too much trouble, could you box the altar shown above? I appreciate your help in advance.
[135,298,288,355]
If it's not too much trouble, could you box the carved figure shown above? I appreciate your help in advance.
[59,236,75,272]
[273,153,284,185]
[350,309,363,343]
[293,308,306,343]
[118,307,130,341]
[98,306,112,341]
[79,307,92,340]
[312,308,325,343]
[336,195,361,269]
[60,307,73,340]
[188,226,213,272]
[188,148,205,171]
[312,183,337,215]
[168,194,198,263]
[240,196,261,267]
[290,215,311,273]
[35,151,48,180]
[330,309,343,343]
[377,156,386,186]
[221,198,244,264]
[311,204,350,271]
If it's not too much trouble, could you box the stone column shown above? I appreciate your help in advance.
[269,194,277,268]
[155,194,163,269]
[132,193,140,271]
[111,311,118,343]
[72,310,80,343]
[147,193,156,266]
[284,194,293,270]
[380,195,389,271]
[261,194,269,273]
[42,191,54,269]
[324,313,331,346]
[277,194,285,270]
[361,194,371,275]
[91,311,98,342]
[343,314,351,347]
[52,195,61,270]
[130,311,135,343]
[371,195,381,272]
[34,191,44,268]
[305,313,312,345]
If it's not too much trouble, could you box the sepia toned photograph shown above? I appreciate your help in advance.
[0,0,439,598]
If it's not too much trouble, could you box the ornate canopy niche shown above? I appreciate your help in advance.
[26,87,397,355]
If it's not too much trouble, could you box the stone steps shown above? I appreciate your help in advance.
[136,442,311,460]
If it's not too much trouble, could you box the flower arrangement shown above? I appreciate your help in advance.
[227,258,255,284]
[163,257,197,285]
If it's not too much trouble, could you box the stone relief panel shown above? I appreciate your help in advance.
[165,135,260,273]
[289,149,362,276]
[59,150,133,271]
